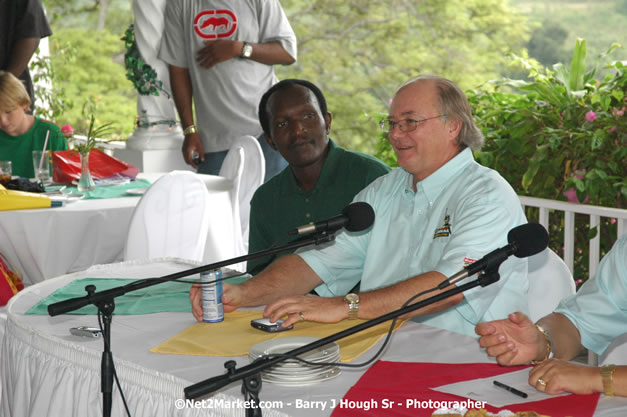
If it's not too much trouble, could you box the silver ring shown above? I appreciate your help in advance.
[537,378,546,386]
[299,312,305,321]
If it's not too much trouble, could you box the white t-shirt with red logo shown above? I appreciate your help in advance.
[160,0,297,152]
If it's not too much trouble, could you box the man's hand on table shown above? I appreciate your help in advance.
[264,295,347,328]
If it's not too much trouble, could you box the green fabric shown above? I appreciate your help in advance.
[27,275,251,315]
[51,178,152,199]
[247,139,391,275]
[0,117,68,178]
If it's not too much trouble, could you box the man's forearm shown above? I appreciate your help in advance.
[241,255,322,306]
[242,41,295,65]
[7,38,40,76]
[357,271,464,320]
[537,313,583,360]
[168,65,195,127]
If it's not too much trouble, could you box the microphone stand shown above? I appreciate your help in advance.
[184,267,503,417]
[47,230,339,417]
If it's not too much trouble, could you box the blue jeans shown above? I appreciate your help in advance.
[196,134,287,183]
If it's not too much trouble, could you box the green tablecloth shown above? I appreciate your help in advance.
[56,178,152,199]
[27,275,250,315]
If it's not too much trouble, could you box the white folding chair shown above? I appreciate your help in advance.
[527,248,576,322]
[123,171,211,262]
[219,135,265,255]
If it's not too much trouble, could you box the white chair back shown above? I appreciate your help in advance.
[219,135,265,254]
[123,171,211,262]
[527,248,576,322]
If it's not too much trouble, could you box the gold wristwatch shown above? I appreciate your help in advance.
[344,293,360,320]
[183,125,197,136]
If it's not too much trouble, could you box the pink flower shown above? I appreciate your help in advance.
[563,170,589,204]
[61,124,74,137]
[612,106,625,117]
[608,126,617,133]
[585,111,597,122]
[611,218,617,224]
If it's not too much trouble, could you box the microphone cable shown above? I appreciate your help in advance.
[258,285,440,370]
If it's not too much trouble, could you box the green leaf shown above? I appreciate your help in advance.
[600,95,611,111]
[588,226,599,240]
[574,177,585,192]
[569,39,587,92]
[612,90,624,101]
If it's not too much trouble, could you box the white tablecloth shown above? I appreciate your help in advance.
[0,196,139,285]
[0,173,239,286]
[2,258,626,417]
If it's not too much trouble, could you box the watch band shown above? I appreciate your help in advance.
[183,125,197,136]
[531,324,553,365]
[601,364,616,396]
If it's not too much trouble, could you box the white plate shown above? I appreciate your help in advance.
[249,337,339,361]
[125,188,148,196]
[249,337,342,386]
[261,367,341,386]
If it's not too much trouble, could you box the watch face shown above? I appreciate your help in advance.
[242,43,253,58]
[345,293,359,303]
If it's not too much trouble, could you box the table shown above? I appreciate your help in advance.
[0,196,139,285]
[0,173,237,286]
[2,258,626,417]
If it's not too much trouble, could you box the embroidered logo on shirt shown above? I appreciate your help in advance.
[194,10,237,39]
[433,214,452,238]
[463,257,477,267]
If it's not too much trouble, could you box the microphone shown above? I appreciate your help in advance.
[288,202,375,235]
[437,223,549,290]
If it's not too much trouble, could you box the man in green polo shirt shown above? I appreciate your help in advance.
[247,79,390,275]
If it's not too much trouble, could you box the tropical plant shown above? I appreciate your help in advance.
[470,39,625,208]
[72,113,114,155]
[468,39,625,284]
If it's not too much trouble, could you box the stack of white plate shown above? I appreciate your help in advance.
[248,336,342,386]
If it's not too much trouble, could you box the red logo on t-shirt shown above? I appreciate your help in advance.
[194,9,237,39]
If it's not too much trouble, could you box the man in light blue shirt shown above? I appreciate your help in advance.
[190,75,529,337]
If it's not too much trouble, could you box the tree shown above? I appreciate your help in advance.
[40,0,530,148]
[47,28,136,138]
[276,0,531,154]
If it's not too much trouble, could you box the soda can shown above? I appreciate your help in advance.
[200,269,224,323]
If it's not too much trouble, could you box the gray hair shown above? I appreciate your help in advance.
[398,75,484,150]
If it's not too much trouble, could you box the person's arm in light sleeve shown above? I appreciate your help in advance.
[476,237,627,364]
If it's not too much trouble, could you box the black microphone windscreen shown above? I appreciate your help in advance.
[342,202,375,232]
[507,223,549,258]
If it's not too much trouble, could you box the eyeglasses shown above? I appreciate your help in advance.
[379,115,446,133]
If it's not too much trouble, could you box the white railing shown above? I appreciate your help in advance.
[518,196,627,366]
[519,196,627,278]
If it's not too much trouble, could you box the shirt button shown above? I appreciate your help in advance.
[306,213,311,218]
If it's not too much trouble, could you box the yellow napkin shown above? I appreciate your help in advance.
[151,310,406,362]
